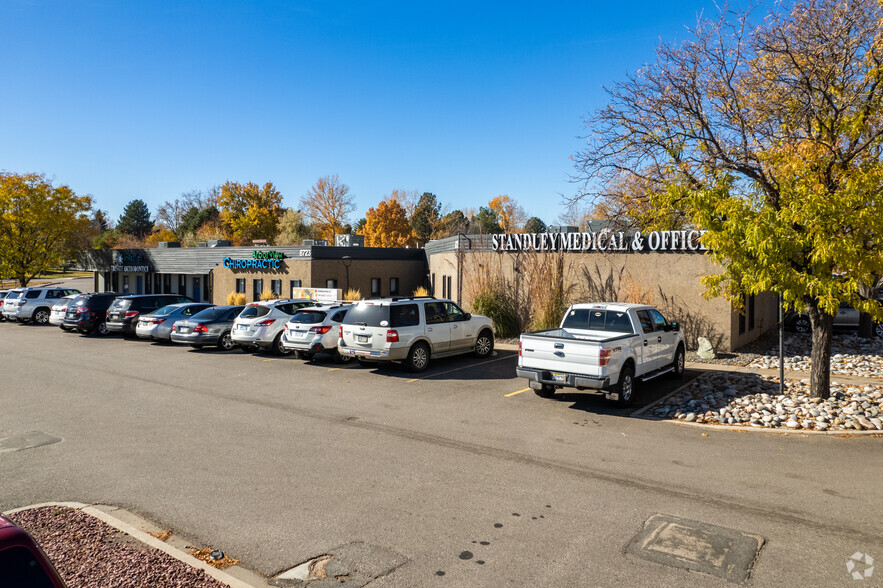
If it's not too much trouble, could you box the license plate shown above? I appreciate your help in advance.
[178,327,190,334]
[551,372,567,383]
[356,335,369,343]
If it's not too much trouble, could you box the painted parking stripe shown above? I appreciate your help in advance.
[505,388,530,397]
[406,354,511,383]
[327,368,340,372]
[263,358,280,362]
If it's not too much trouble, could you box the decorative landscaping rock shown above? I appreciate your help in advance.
[651,372,883,432]
[696,337,717,360]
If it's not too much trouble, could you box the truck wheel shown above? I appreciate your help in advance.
[405,342,430,373]
[611,364,635,407]
[534,384,556,398]
[474,330,494,358]
[669,345,685,379]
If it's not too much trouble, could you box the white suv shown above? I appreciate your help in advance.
[2,287,81,324]
[231,299,314,355]
[281,304,351,362]
[338,297,495,372]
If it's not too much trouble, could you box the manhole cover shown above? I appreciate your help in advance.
[0,431,61,454]
[626,514,764,583]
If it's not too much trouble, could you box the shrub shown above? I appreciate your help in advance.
[260,287,277,301]
[226,292,246,305]
[343,288,362,301]
[471,287,521,338]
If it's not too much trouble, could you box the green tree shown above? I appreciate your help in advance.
[275,208,316,245]
[353,217,367,233]
[523,217,546,234]
[573,0,883,399]
[436,210,470,238]
[218,181,284,243]
[472,207,503,234]
[0,172,92,286]
[117,199,154,237]
[179,205,220,237]
[411,192,441,244]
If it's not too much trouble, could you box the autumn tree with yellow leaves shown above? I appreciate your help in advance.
[488,195,527,233]
[300,175,356,242]
[0,172,93,286]
[363,198,417,247]
[218,181,283,244]
[573,0,883,399]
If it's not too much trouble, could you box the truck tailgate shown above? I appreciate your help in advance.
[520,334,603,376]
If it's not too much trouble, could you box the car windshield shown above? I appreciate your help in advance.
[344,304,390,327]
[191,307,230,321]
[239,305,271,319]
[289,310,327,324]
[562,308,634,333]
[109,299,131,309]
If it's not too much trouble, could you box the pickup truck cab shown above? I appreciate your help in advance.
[516,303,685,406]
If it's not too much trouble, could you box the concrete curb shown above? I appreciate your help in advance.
[2,502,265,588]
[649,418,883,436]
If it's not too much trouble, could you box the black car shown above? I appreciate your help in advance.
[61,292,121,335]
[105,294,194,336]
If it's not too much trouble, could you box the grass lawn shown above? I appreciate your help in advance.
[1,270,92,288]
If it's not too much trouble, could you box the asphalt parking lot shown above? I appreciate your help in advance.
[2,319,882,587]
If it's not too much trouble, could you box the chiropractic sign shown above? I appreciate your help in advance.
[491,229,707,253]
[223,250,287,270]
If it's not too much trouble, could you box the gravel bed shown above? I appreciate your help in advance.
[745,333,883,377]
[9,506,230,588]
[650,372,883,431]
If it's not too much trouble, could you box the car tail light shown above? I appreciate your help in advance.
[599,349,612,366]
[77,307,89,314]
[310,326,332,334]
[125,311,138,318]
[193,324,208,333]
[256,319,276,327]
[339,326,343,338]
[386,329,399,342]
[150,318,166,324]
[518,341,522,357]
[18,300,26,306]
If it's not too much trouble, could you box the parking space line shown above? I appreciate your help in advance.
[505,388,530,397]
[327,368,340,372]
[263,358,280,362]
[406,354,511,383]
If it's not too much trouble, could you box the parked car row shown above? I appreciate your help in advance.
[1,288,496,373]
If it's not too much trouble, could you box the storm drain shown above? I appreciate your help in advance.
[0,431,61,454]
[626,514,764,584]
[270,542,407,587]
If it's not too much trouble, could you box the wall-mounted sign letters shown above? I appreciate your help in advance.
[491,229,708,253]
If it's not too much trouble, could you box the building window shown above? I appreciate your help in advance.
[290,280,302,298]
[236,278,246,294]
[390,277,399,296]
[442,275,447,299]
[163,274,171,294]
[748,294,756,331]
[178,275,186,295]
[271,279,282,297]
[326,279,338,289]
[204,274,211,301]
[738,302,746,335]
[122,275,130,294]
[145,273,153,294]
[446,276,453,301]
[253,279,263,301]
[371,278,381,297]
[431,273,436,296]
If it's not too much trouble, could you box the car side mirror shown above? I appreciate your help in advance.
[670,322,680,332]
[464,313,471,321]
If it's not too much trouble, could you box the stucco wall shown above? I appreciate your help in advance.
[428,249,775,352]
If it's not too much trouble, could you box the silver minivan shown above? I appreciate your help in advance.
[338,297,495,372]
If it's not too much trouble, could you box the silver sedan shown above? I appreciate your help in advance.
[135,303,214,341]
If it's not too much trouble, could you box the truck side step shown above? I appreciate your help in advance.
[641,366,674,381]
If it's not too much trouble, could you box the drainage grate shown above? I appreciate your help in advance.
[0,431,61,454]
[626,514,764,583]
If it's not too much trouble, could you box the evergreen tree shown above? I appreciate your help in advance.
[117,199,154,237]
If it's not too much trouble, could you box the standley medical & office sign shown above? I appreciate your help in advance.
[223,250,287,270]
[491,229,708,253]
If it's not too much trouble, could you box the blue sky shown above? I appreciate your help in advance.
[0,1,720,225]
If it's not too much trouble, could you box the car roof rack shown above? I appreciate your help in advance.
[388,296,437,302]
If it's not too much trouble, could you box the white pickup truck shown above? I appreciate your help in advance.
[516,303,685,406]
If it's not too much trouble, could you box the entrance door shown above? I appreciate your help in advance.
[136,276,143,295]
[193,277,201,302]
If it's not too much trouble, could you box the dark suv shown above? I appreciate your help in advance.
[62,292,122,335]
[106,294,193,335]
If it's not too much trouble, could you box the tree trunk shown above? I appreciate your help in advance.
[806,300,834,399]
